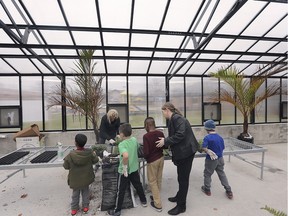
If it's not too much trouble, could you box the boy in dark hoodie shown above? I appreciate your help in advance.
[63,134,99,215]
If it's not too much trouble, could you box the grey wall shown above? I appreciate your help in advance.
[0,123,287,156]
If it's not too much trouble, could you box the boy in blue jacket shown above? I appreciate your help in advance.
[201,120,233,199]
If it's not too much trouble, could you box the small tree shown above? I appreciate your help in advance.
[209,65,287,140]
[47,49,104,142]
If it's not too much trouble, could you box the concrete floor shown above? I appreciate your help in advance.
[0,143,287,216]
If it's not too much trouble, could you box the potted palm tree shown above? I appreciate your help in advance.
[208,65,286,143]
[47,49,104,143]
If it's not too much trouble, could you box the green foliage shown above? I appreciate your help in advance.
[209,65,286,136]
[197,139,203,153]
[47,49,104,142]
[91,144,107,158]
[261,205,287,216]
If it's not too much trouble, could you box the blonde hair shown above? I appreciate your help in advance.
[107,109,119,124]
[161,102,182,116]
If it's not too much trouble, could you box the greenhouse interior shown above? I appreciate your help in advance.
[0,1,287,216]
[0,0,287,147]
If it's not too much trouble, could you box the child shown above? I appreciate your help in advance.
[108,123,147,216]
[63,134,99,215]
[201,119,233,199]
[143,117,165,212]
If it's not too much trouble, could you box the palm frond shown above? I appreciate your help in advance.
[47,49,104,141]
[209,65,287,135]
[261,205,287,216]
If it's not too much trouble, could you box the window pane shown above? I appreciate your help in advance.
[0,77,19,105]
[129,77,146,127]
[66,77,86,130]
[267,79,280,122]
[44,76,62,130]
[220,82,235,124]
[148,77,166,127]
[170,77,184,115]
[255,81,266,123]
[186,77,202,125]
[22,77,43,130]
[108,76,127,104]
[0,77,20,132]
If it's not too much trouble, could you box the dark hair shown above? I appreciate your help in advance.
[161,102,182,116]
[144,117,156,132]
[75,133,87,147]
[119,123,132,137]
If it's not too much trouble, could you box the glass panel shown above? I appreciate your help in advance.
[133,0,166,30]
[220,81,235,124]
[103,32,129,46]
[149,61,171,74]
[129,60,150,74]
[23,0,65,25]
[61,0,99,27]
[157,35,185,48]
[128,77,146,127]
[148,77,166,127]
[99,0,131,28]
[170,77,184,115]
[66,77,86,130]
[0,77,20,105]
[22,77,43,130]
[267,79,280,122]
[108,76,127,104]
[186,77,202,125]
[72,31,101,45]
[3,59,41,74]
[255,81,266,123]
[44,76,62,130]
[107,60,127,73]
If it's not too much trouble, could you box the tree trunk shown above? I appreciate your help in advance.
[243,116,249,136]
[92,121,99,143]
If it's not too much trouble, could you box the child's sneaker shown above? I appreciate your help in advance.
[201,186,211,196]
[107,210,121,216]
[226,191,233,199]
[83,207,89,213]
[71,209,78,215]
[150,201,162,212]
[141,200,147,207]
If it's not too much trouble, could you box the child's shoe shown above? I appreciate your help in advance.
[71,209,78,215]
[141,200,147,207]
[226,191,233,199]
[150,201,162,212]
[201,186,211,196]
[83,207,89,213]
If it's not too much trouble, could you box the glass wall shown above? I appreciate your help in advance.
[0,74,286,133]
[22,77,43,130]
[44,76,62,130]
[267,79,280,122]
[128,77,147,127]
[186,77,202,125]
[0,76,20,132]
[170,77,184,114]
[255,80,266,123]
[148,77,166,127]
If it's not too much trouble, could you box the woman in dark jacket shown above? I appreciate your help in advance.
[156,102,198,215]
[99,109,121,144]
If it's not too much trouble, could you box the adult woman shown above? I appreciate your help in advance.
[156,102,198,215]
[99,109,121,144]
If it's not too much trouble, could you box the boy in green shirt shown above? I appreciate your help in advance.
[108,123,147,216]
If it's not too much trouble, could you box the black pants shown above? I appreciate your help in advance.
[174,154,195,208]
[115,170,146,213]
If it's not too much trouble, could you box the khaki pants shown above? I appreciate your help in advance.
[147,157,164,208]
